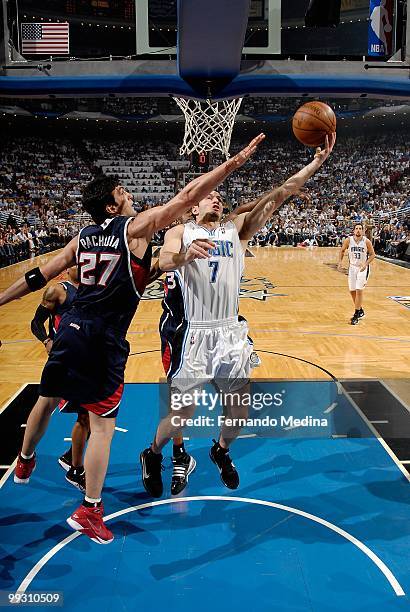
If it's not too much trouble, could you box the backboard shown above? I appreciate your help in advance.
[135,0,281,57]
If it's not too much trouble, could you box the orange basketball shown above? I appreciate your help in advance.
[292,101,336,147]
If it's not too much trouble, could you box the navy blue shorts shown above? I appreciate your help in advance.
[40,311,129,418]
[159,310,188,379]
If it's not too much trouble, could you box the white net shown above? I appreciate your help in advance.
[173,97,243,159]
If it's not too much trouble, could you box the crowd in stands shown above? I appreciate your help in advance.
[1,96,403,120]
[217,135,409,254]
[0,223,72,267]
[0,131,408,268]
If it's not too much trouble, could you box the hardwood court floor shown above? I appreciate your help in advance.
[0,247,409,408]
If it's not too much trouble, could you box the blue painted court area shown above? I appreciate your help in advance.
[1,382,410,611]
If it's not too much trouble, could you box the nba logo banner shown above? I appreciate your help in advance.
[368,0,393,56]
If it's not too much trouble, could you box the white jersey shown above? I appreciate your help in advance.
[348,236,368,268]
[176,221,244,322]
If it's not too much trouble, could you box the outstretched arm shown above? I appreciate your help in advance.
[127,134,265,239]
[224,197,264,221]
[234,133,336,240]
[0,237,77,307]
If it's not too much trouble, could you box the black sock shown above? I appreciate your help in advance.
[216,441,229,454]
[19,454,34,463]
[173,443,186,457]
[69,466,84,475]
[83,499,102,508]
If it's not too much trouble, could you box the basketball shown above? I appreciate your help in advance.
[292,101,337,147]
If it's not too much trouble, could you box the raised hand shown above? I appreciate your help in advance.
[185,239,215,263]
[314,132,336,164]
[230,133,265,169]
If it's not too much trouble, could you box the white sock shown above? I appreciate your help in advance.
[84,496,101,504]
[21,452,34,460]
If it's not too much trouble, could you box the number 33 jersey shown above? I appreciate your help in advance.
[74,216,152,333]
[175,221,244,323]
[348,236,368,268]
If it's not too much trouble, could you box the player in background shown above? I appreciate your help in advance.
[141,133,336,497]
[30,265,89,492]
[338,223,375,325]
[0,133,265,545]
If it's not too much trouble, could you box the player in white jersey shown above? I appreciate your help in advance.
[141,133,336,495]
[338,223,375,325]
[152,202,263,495]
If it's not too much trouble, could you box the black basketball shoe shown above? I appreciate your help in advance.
[350,313,359,325]
[209,440,239,489]
[358,308,365,318]
[140,448,163,498]
[65,466,86,493]
[58,449,72,472]
[171,452,196,495]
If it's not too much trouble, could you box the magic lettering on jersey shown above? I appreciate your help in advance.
[350,246,365,253]
[209,240,234,258]
[79,235,120,250]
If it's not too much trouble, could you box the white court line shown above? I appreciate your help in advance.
[332,434,347,438]
[0,457,17,489]
[115,427,128,433]
[349,391,364,394]
[63,438,72,442]
[237,433,257,439]
[324,402,337,414]
[370,420,389,424]
[0,383,28,416]
[0,385,32,490]
[15,496,405,597]
[0,465,11,469]
[341,388,410,484]
[400,460,410,465]
[284,424,301,431]
[21,424,26,428]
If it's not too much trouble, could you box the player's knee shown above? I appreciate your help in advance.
[170,403,196,425]
[89,414,116,437]
[38,396,60,415]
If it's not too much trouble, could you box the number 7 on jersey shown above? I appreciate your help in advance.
[208,260,219,283]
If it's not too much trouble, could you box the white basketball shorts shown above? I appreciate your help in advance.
[170,316,254,393]
[348,264,369,291]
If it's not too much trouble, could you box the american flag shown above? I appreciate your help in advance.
[21,22,69,55]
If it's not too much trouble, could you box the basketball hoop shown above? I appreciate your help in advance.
[173,97,243,159]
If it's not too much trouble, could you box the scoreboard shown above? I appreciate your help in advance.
[190,151,210,171]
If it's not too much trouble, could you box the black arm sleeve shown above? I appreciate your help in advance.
[30,304,51,343]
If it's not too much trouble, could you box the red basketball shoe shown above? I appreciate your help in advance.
[67,504,114,544]
[14,453,36,484]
